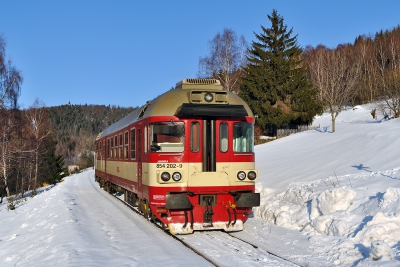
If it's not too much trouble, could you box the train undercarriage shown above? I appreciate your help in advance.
[95,176,259,235]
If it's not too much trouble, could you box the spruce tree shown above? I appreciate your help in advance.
[240,9,321,134]
[40,134,67,185]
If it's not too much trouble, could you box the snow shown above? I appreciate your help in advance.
[254,104,400,265]
[0,171,213,267]
[1,103,400,266]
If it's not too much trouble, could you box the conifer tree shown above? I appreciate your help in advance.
[240,10,321,134]
[40,134,66,185]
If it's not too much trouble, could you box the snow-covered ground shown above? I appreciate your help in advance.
[1,103,400,266]
[254,103,400,266]
[0,171,213,267]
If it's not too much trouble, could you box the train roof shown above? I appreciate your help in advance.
[96,78,254,140]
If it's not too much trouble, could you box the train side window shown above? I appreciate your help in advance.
[110,138,113,158]
[190,121,200,152]
[119,133,123,159]
[109,139,111,158]
[220,122,228,153]
[114,136,118,159]
[102,141,105,158]
[233,122,254,152]
[144,125,148,154]
[130,128,136,160]
[124,131,129,159]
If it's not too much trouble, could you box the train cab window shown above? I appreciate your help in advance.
[130,128,136,160]
[219,122,228,153]
[233,122,254,152]
[150,121,184,153]
[124,131,129,159]
[190,121,200,152]
[119,133,123,159]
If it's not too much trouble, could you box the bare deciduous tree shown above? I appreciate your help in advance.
[375,33,400,118]
[198,28,248,94]
[305,45,361,132]
[25,99,52,193]
[0,36,23,110]
[0,35,23,196]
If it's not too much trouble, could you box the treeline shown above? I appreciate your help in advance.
[46,104,136,167]
[1,35,136,200]
[199,11,400,134]
[303,25,400,131]
[0,101,63,202]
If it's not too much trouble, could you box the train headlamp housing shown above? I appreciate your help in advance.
[204,92,214,102]
[161,172,170,182]
[237,171,246,181]
[172,172,182,182]
[248,171,257,180]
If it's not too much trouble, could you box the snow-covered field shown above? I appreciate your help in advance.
[1,103,400,266]
[254,104,400,266]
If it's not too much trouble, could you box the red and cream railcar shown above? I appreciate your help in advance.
[94,78,260,234]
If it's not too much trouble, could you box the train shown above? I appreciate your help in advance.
[94,78,260,234]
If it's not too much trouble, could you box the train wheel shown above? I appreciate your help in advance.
[139,199,149,219]
[161,222,168,232]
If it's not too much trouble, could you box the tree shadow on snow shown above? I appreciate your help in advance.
[351,215,374,237]
[351,164,400,180]
[353,243,370,266]
[351,164,371,171]
[314,126,331,133]
[392,241,400,261]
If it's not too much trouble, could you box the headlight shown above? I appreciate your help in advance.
[161,172,170,182]
[172,172,182,182]
[237,171,246,181]
[248,171,257,180]
[204,92,213,102]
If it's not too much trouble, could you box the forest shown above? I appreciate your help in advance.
[1,10,400,201]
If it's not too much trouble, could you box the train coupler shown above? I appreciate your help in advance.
[203,196,214,227]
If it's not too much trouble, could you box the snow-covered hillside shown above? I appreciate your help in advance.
[1,103,400,266]
[254,104,400,265]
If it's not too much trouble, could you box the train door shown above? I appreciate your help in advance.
[201,117,229,172]
[137,128,143,198]
[189,117,228,175]
[202,118,215,172]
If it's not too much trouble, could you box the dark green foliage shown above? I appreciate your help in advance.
[240,10,321,132]
[46,104,137,165]
[47,104,136,134]
[40,134,67,185]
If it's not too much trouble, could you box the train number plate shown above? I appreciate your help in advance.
[156,163,183,168]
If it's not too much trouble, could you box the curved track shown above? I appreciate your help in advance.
[110,190,300,267]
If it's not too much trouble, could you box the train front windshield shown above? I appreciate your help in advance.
[233,122,254,152]
[150,122,185,152]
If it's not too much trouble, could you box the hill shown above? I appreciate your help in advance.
[254,103,400,265]
[46,104,137,166]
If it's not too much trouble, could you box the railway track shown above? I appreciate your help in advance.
[110,191,301,267]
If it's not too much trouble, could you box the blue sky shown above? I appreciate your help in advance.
[1,1,399,108]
